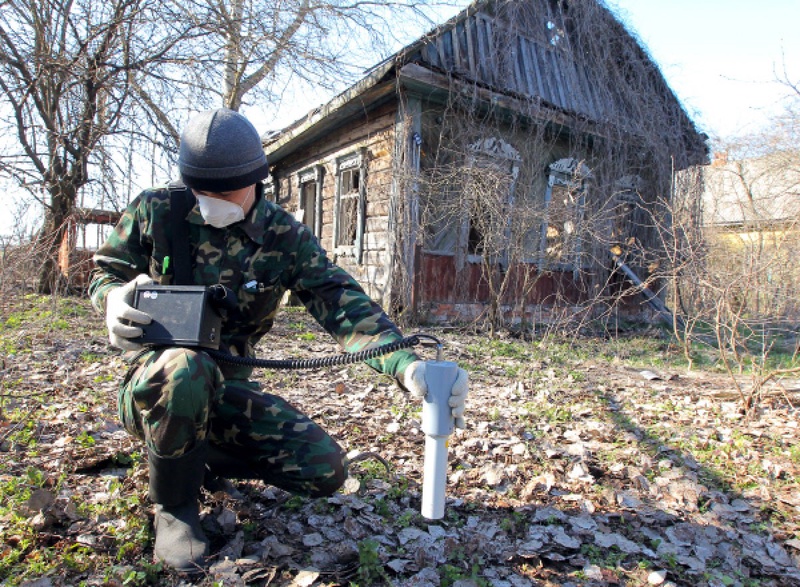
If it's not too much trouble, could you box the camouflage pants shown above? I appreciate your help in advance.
[119,347,346,497]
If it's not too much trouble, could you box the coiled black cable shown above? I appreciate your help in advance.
[204,333,442,370]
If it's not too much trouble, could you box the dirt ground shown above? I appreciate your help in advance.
[1,296,799,587]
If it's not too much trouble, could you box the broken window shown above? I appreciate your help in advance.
[610,175,643,249]
[263,175,282,205]
[297,166,322,237]
[546,20,565,46]
[463,167,517,259]
[421,138,519,267]
[334,150,366,262]
[544,184,578,259]
[263,181,276,203]
[464,139,520,264]
[540,158,591,271]
[544,0,571,49]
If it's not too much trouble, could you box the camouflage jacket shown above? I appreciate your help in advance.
[90,185,418,381]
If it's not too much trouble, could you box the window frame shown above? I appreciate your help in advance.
[333,149,367,263]
[420,138,521,269]
[462,138,521,267]
[539,157,591,273]
[263,178,276,204]
[297,165,324,237]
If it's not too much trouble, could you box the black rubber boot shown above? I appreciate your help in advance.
[149,442,209,573]
[206,444,259,480]
[203,444,260,498]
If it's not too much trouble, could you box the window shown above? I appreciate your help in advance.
[611,175,643,247]
[300,182,316,229]
[263,179,276,204]
[540,158,591,271]
[546,20,565,47]
[544,183,577,260]
[421,138,519,268]
[78,222,116,250]
[337,169,359,246]
[334,150,366,262]
[465,139,520,264]
[463,166,518,259]
[544,0,571,49]
[297,166,322,237]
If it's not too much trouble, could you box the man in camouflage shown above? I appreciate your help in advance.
[90,109,468,573]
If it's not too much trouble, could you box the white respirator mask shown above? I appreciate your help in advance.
[195,187,253,228]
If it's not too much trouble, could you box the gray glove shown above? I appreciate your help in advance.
[404,361,469,429]
[105,274,153,351]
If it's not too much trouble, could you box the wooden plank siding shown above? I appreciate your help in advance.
[415,5,614,122]
[270,104,398,304]
[416,252,591,323]
[419,253,585,306]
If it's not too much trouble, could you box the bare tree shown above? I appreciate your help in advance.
[144,0,447,129]
[672,94,800,415]
[0,0,454,293]
[0,0,197,293]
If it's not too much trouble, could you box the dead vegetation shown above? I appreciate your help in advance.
[1,294,799,587]
[386,0,706,334]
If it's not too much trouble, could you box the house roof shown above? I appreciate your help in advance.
[261,61,397,162]
[264,0,707,167]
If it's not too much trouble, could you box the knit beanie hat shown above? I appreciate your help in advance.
[178,108,270,191]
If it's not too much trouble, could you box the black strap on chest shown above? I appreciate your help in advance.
[168,182,194,286]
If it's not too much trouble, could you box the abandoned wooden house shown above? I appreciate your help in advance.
[262,0,708,327]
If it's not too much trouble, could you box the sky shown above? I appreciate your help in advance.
[263,1,799,141]
[603,0,798,140]
[4,1,799,240]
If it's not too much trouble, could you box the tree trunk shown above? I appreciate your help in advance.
[36,187,75,294]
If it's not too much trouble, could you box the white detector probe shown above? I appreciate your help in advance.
[420,360,459,520]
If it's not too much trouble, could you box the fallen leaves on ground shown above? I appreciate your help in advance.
[1,297,799,587]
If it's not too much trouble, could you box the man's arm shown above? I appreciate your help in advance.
[89,192,154,313]
[287,230,418,379]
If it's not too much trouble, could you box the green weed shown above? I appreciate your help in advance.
[75,431,96,448]
[355,539,389,585]
[440,562,489,587]
[283,495,306,511]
